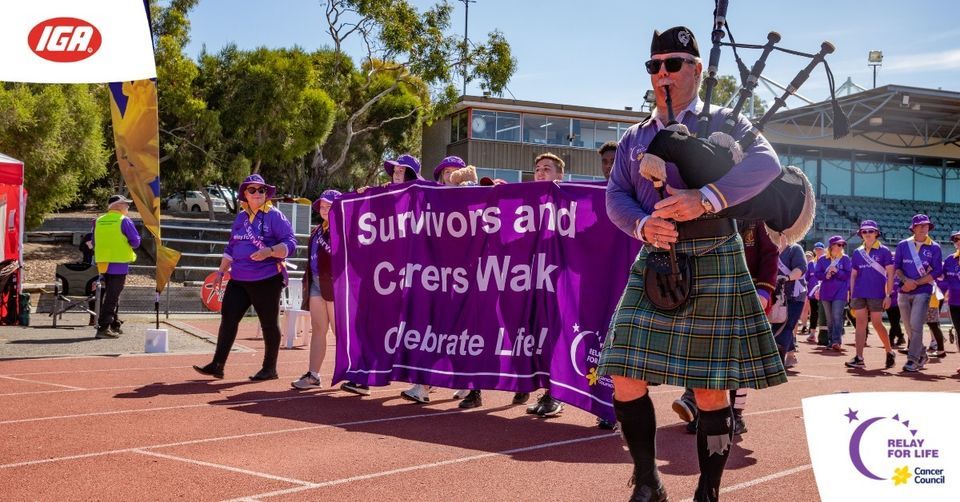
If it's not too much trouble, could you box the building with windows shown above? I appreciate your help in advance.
[423,85,960,243]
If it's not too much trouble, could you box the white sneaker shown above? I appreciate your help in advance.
[291,372,321,390]
[453,389,470,399]
[784,351,798,368]
[401,384,431,404]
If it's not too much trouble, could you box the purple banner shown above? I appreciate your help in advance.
[330,180,640,422]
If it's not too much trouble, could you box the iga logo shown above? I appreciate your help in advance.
[27,18,102,62]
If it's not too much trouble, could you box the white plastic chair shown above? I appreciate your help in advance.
[282,277,310,349]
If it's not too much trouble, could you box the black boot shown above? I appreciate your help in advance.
[615,393,668,502]
[193,362,224,379]
[694,407,734,502]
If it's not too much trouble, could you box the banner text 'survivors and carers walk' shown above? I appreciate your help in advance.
[330,181,640,421]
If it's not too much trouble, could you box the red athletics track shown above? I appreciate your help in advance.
[1,318,957,501]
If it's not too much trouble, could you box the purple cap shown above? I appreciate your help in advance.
[814,242,825,249]
[858,220,880,235]
[432,156,466,181]
[909,214,935,231]
[828,235,846,246]
[312,189,342,212]
[238,174,277,202]
[383,154,422,180]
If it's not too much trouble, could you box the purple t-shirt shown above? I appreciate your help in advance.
[851,244,893,299]
[943,253,960,306]
[223,206,298,282]
[894,238,943,296]
[815,254,851,302]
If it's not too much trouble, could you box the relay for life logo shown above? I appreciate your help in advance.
[27,17,102,62]
[803,393,957,501]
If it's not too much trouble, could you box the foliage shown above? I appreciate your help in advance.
[700,74,767,118]
[0,83,108,228]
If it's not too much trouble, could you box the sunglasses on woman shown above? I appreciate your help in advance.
[246,186,267,194]
[644,57,696,75]
[861,230,877,234]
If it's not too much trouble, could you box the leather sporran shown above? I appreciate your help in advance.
[644,251,692,311]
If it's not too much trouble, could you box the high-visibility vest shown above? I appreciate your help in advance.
[94,211,137,265]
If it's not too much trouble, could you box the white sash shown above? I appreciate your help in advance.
[906,239,942,300]
[857,247,887,277]
[777,260,802,298]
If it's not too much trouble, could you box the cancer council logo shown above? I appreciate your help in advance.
[568,323,612,389]
[844,407,947,487]
[27,18,102,62]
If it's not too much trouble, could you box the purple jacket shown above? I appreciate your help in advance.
[943,252,960,306]
[89,212,141,275]
[850,244,893,299]
[894,238,943,296]
[224,205,298,282]
[606,98,781,239]
[815,254,851,302]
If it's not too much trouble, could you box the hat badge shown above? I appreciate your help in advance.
[677,30,691,47]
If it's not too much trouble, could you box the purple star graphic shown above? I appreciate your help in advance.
[845,408,859,423]
[902,420,910,427]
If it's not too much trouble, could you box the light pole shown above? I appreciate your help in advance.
[868,50,883,89]
[459,0,477,96]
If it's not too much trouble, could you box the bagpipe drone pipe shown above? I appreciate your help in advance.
[640,1,849,244]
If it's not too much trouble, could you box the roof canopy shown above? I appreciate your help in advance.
[0,153,24,185]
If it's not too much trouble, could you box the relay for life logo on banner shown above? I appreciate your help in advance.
[803,392,958,501]
[329,181,640,422]
[0,0,156,83]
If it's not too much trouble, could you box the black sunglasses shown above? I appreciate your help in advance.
[644,57,695,75]
[245,186,267,194]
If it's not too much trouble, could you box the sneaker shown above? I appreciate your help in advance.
[831,343,843,351]
[291,372,321,390]
[845,356,865,369]
[732,412,747,435]
[458,390,482,409]
[453,389,470,399]
[918,352,930,370]
[898,348,910,355]
[885,351,896,369]
[902,360,921,373]
[671,397,696,423]
[806,334,816,343]
[400,384,430,404]
[527,393,549,414]
[192,362,224,379]
[597,417,616,430]
[935,351,947,358]
[685,417,698,434]
[537,394,563,417]
[892,338,905,347]
[340,381,370,396]
[94,327,119,339]
[512,392,530,405]
[110,320,124,335]
[784,351,799,368]
[950,328,956,345]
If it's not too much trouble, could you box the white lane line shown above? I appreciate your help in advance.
[678,464,814,502]
[0,374,84,390]
[223,432,621,501]
[0,408,472,470]
[133,449,318,488]
[0,386,408,425]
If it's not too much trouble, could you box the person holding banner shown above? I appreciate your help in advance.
[846,220,896,370]
[292,190,342,390]
[432,156,466,186]
[599,27,788,502]
[895,214,943,373]
[92,195,141,339]
[599,141,618,180]
[193,175,298,381]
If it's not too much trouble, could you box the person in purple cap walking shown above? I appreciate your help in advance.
[292,189,344,391]
[815,236,852,351]
[432,156,466,186]
[194,174,298,381]
[944,231,960,372]
[847,221,896,369]
[894,214,943,372]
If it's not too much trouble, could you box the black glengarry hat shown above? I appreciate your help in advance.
[651,26,699,57]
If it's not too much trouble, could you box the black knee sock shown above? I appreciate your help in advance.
[614,393,662,490]
[695,407,734,501]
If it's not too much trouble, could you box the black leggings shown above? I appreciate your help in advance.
[887,306,904,344]
[927,322,946,353]
[808,299,819,330]
[951,306,960,351]
[212,274,284,371]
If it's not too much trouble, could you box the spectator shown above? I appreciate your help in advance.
[92,195,141,339]
[598,141,617,180]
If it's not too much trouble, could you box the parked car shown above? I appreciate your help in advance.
[164,190,228,213]
[206,185,239,212]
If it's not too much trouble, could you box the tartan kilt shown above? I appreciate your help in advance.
[598,233,787,390]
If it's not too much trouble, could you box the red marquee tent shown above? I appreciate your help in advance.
[0,153,26,323]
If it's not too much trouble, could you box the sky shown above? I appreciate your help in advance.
[181,0,960,111]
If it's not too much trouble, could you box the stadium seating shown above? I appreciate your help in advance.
[810,195,960,245]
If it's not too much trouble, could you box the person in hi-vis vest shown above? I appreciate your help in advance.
[92,195,141,339]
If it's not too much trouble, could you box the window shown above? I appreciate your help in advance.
[470,110,496,140]
[914,164,942,202]
[595,121,619,149]
[884,162,912,200]
[523,114,547,144]
[946,167,960,203]
[450,111,467,143]
[572,119,596,148]
[801,156,818,191]
[821,157,851,196]
[475,167,522,183]
[495,112,520,142]
[565,174,605,182]
[545,116,570,146]
[853,158,884,198]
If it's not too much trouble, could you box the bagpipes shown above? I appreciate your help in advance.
[640,0,849,245]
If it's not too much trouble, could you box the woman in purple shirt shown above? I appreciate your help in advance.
[291,190,341,390]
[815,235,852,351]
[941,232,960,366]
[846,221,895,369]
[194,174,298,381]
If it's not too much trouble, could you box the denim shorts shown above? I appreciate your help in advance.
[850,297,884,313]
[309,275,323,298]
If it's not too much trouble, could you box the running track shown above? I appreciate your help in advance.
[1,319,957,501]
